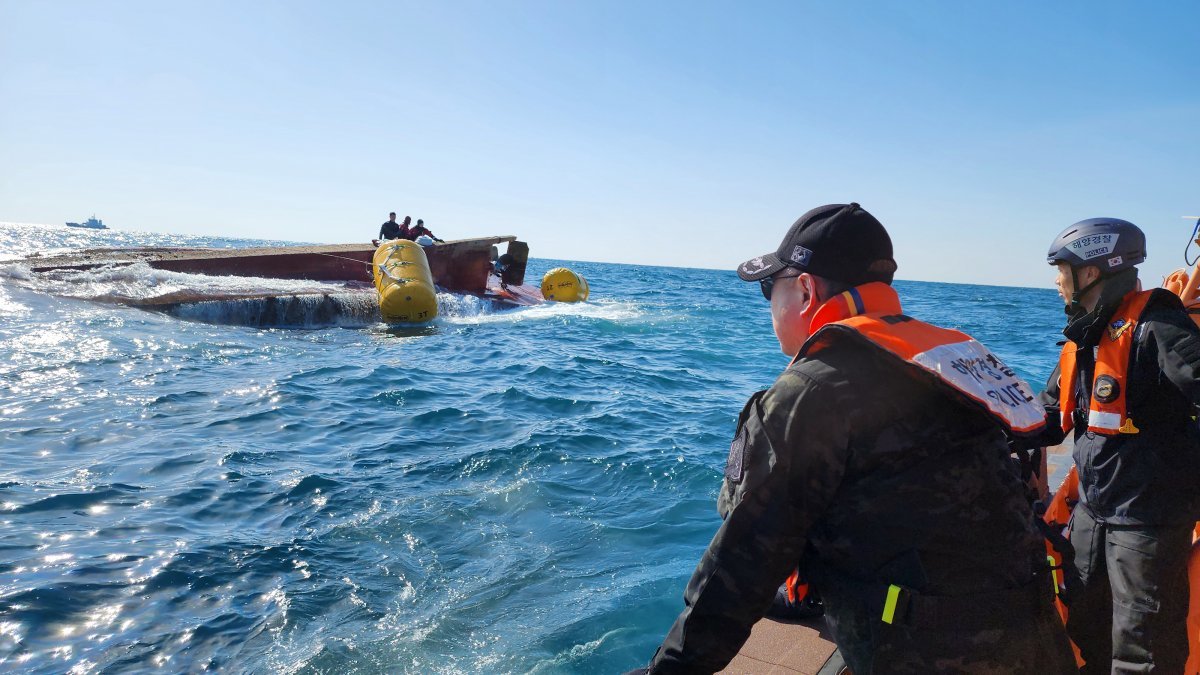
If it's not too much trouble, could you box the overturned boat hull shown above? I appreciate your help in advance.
[9,236,543,325]
[21,236,529,294]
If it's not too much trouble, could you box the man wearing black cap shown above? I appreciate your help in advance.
[636,204,1074,674]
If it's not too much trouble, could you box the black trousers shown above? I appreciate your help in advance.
[1067,504,1192,674]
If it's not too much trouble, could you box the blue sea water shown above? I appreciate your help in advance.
[0,222,1067,673]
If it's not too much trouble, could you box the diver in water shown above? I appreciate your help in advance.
[631,203,1075,675]
[1033,218,1200,673]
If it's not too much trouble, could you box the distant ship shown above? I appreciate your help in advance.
[65,215,108,230]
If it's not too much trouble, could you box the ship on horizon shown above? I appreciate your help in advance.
[66,215,107,230]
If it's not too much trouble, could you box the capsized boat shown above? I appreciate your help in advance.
[9,235,590,326]
[20,235,527,295]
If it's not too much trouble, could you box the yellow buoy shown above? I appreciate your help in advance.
[372,241,438,323]
[541,267,589,303]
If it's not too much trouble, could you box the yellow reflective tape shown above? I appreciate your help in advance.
[881,584,901,624]
[840,291,858,317]
[1047,555,1060,596]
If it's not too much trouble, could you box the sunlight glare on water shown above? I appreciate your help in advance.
[0,222,1066,673]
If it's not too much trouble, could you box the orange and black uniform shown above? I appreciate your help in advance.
[645,283,1074,674]
[1037,273,1200,672]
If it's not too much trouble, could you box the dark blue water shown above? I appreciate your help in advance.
[0,223,1066,673]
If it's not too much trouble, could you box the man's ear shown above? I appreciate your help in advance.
[799,274,820,312]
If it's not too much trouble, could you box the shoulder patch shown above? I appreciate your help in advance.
[1108,318,1133,342]
[724,426,748,483]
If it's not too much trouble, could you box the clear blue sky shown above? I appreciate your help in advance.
[2,1,1196,287]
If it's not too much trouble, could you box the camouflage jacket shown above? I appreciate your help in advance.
[647,335,1049,674]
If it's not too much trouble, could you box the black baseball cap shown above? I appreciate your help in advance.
[736,203,897,286]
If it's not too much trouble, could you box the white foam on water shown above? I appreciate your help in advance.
[435,292,493,319]
[0,263,34,282]
[8,262,360,304]
[377,291,643,329]
[441,298,643,325]
[527,628,631,673]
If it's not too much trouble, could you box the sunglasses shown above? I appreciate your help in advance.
[759,269,803,301]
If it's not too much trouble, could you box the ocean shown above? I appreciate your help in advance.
[0,222,1067,673]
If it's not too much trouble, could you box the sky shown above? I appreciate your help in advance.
[1,1,1197,287]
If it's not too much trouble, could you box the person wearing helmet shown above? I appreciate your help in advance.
[1035,217,1200,673]
[629,204,1074,674]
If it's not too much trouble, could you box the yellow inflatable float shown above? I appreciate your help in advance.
[541,267,589,303]
[372,241,438,323]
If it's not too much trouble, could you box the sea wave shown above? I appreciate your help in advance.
[0,222,1067,673]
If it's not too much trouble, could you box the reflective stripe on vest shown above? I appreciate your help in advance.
[802,283,1046,436]
[1058,290,1153,436]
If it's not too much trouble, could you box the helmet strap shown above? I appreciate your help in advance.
[1066,267,1105,317]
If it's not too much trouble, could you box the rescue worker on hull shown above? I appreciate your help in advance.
[1034,217,1200,673]
[634,203,1075,674]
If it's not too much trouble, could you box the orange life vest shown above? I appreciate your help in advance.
[1043,466,1085,666]
[1052,287,1200,668]
[801,282,1045,436]
[1058,290,1154,435]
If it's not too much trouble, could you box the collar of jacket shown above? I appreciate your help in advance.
[808,282,902,334]
[1063,270,1139,347]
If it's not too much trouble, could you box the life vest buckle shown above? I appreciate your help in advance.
[1118,418,1140,434]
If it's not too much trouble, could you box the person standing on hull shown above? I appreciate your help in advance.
[632,203,1075,674]
[1035,218,1200,673]
[376,213,412,244]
